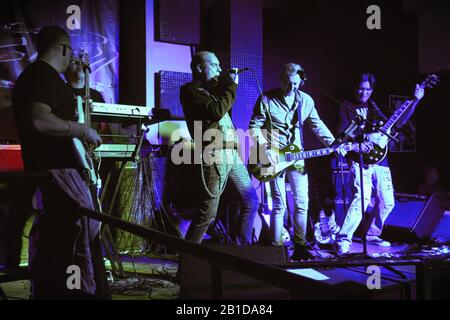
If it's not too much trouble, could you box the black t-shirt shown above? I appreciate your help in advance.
[337,99,389,167]
[12,60,79,171]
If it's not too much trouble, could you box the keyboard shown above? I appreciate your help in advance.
[93,144,136,159]
[93,144,167,160]
[0,144,24,172]
[91,102,152,123]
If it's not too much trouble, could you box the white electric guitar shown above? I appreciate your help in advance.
[71,51,100,193]
[73,95,99,191]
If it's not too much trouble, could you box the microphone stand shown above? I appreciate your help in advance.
[81,52,125,276]
[304,78,400,143]
[345,124,407,279]
[303,78,402,259]
[82,57,92,129]
[130,124,149,163]
[292,77,409,278]
[353,120,369,257]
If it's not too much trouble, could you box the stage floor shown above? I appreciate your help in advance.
[1,240,449,300]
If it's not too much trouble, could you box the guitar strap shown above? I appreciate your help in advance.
[261,94,274,148]
[369,100,388,122]
[294,95,307,174]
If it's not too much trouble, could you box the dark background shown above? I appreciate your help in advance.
[113,1,450,226]
[120,0,448,193]
[260,0,448,193]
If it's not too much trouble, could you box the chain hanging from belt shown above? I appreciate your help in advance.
[200,147,233,199]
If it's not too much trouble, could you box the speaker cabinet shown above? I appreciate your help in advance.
[383,193,445,242]
[431,211,450,242]
[425,259,450,299]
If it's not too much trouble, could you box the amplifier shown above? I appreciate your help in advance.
[383,193,445,242]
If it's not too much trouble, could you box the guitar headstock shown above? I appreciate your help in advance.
[420,74,439,89]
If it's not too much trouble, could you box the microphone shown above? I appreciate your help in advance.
[297,70,307,81]
[78,50,91,73]
[226,67,250,74]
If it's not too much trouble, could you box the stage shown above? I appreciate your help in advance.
[1,238,449,300]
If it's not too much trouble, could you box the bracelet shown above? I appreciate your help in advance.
[67,121,89,140]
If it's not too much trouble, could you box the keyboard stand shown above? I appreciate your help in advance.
[98,145,139,278]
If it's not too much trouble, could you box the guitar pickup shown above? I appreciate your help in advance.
[261,166,276,176]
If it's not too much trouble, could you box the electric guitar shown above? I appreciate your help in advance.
[362,74,439,166]
[71,52,100,193]
[73,96,99,190]
[248,142,363,182]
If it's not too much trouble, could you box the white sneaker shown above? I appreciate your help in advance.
[366,236,391,247]
[337,240,351,255]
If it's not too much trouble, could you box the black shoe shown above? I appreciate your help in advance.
[290,245,317,261]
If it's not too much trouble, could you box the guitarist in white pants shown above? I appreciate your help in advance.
[249,63,346,260]
[335,73,424,255]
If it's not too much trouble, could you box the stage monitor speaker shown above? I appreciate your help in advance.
[179,245,288,300]
[383,193,445,242]
[425,259,450,299]
[431,211,450,242]
[346,265,417,300]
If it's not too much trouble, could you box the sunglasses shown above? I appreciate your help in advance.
[60,43,74,57]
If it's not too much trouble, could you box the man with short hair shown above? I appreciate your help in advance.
[249,63,343,260]
[179,51,258,245]
[12,25,109,299]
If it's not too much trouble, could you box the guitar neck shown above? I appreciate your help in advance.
[288,147,334,161]
[381,98,419,132]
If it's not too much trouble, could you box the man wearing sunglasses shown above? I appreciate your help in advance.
[12,25,108,299]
